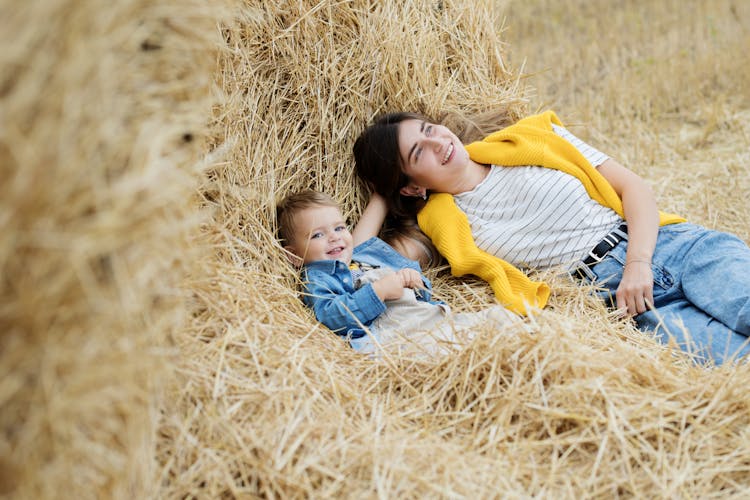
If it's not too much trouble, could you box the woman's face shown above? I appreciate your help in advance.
[397,119,471,196]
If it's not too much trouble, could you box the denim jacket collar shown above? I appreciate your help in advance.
[302,259,349,276]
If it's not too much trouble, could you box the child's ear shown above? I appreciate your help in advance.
[283,246,304,267]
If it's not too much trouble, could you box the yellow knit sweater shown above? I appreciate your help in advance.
[417,111,685,315]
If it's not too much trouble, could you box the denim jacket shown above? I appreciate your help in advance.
[301,237,441,339]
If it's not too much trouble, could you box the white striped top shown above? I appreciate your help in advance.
[453,125,623,269]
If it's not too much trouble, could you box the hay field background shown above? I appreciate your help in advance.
[2,0,750,498]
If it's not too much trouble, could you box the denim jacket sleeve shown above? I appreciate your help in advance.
[353,237,441,305]
[301,261,386,336]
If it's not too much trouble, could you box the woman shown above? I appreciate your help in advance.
[353,110,750,365]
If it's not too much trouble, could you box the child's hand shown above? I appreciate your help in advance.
[371,269,425,301]
[396,268,425,290]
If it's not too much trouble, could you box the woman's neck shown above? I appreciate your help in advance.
[452,160,490,194]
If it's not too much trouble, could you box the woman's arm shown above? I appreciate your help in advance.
[352,192,388,246]
[597,158,659,316]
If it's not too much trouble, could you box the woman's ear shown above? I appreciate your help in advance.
[399,185,426,198]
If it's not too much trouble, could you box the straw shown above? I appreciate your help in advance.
[4,0,750,497]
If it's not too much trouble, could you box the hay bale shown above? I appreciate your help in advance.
[0,0,229,497]
[5,0,750,497]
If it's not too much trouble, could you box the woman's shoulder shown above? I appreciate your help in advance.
[419,193,461,217]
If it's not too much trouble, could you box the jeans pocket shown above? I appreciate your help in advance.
[592,251,674,293]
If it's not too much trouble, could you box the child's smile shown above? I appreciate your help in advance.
[286,205,354,265]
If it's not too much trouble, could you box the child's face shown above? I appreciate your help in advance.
[286,205,353,266]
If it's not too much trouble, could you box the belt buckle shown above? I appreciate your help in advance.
[586,248,606,264]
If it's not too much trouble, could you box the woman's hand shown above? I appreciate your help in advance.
[598,158,659,316]
[616,260,654,316]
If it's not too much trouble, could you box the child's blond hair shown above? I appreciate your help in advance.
[276,189,340,245]
[381,217,441,269]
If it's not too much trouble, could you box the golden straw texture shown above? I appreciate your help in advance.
[4,0,750,497]
[1,0,229,497]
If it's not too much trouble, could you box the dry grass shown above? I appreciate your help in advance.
[0,0,229,497]
[3,0,750,498]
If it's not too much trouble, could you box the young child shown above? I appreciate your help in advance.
[277,189,515,357]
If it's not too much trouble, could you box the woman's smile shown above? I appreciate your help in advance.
[397,118,487,195]
[441,143,454,165]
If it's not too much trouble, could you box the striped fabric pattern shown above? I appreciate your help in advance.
[454,126,623,269]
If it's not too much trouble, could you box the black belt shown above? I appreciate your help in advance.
[572,223,628,279]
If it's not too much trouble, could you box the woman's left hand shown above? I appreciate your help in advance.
[616,260,654,316]
[598,159,658,317]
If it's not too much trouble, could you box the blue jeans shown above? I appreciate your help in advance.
[585,223,750,365]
